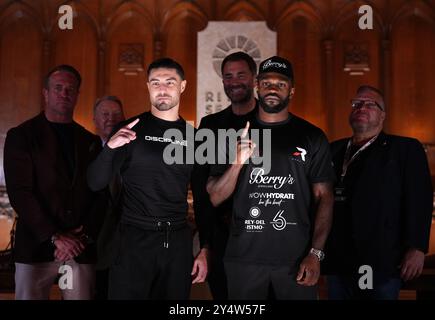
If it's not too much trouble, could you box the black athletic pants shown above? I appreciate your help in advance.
[108,223,193,300]
[207,219,229,300]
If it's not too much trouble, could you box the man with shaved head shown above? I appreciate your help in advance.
[323,85,433,300]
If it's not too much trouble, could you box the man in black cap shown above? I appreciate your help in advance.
[207,56,335,299]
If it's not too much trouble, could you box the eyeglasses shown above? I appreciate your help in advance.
[351,99,383,111]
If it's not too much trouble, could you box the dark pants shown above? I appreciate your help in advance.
[207,220,229,300]
[327,275,402,300]
[108,223,193,300]
[225,261,318,300]
[95,268,109,300]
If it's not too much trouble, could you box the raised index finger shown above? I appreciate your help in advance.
[126,118,139,129]
[241,121,250,139]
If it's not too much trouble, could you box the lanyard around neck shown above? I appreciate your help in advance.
[340,135,378,181]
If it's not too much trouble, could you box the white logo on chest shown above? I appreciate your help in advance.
[249,167,295,189]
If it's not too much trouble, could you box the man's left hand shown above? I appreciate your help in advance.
[400,248,425,281]
[191,248,209,284]
[296,254,320,286]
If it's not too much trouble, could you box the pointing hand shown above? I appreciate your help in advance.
[107,118,139,149]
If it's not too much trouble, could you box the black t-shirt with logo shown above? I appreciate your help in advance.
[88,112,194,229]
[212,113,334,267]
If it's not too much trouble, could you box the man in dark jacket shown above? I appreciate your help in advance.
[92,95,125,300]
[323,85,433,299]
[4,65,105,299]
[191,51,258,299]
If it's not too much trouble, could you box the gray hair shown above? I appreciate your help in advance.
[93,95,123,114]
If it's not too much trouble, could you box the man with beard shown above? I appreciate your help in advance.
[323,85,433,299]
[206,56,335,299]
[87,58,208,299]
[191,51,258,299]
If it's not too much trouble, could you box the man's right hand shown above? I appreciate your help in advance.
[400,248,425,281]
[107,118,139,149]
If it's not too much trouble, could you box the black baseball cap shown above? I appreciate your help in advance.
[258,56,294,82]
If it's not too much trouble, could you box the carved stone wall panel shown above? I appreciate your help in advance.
[118,43,144,75]
[343,42,370,75]
[107,13,153,118]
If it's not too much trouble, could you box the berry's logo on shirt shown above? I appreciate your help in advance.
[291,147,307,162]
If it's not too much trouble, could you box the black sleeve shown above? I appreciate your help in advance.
[87,144,127,191]
[191,163,214,249]
[402,139,433,253]
[191,117,215,249]
[209,127,231,177]
[4,127,57,243]
[308,130,335,184]
[81,137,109,241]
